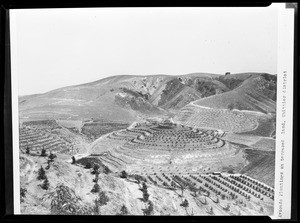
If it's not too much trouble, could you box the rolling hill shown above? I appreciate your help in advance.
[194,73,276,113]
[19,72,276,124]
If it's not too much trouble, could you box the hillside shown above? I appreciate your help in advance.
[193,73,276,113]
[18,68,277,216]
[19,73,227,122]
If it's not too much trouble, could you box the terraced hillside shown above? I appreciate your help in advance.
[18,72,276,216]
[194,74,276,113]
[174,104,259,133]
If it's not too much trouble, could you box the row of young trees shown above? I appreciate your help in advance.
[26,146,50,157]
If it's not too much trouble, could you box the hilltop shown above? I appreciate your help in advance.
[19,72,276,123]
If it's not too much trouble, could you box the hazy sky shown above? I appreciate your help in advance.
[10,7,278,96]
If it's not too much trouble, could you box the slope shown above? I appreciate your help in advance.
[194,73,276,113]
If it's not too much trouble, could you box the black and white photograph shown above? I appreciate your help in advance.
[9,4,295,218]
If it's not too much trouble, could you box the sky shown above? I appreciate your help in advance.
[10,7,278,96]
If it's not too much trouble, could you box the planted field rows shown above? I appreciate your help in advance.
[175,105,258,133]
[19,126,75,155]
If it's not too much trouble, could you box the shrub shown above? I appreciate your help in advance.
[180,199,189,208]
[98,191,109,206]
[49,184,93,215]
[93,191,110,214]
[20,187,27,202]
[120,170,128,179]
[49,153,57,162]
[25,147,30,154]
[37,166,46,180]
[142,182,147,191]
[93,164,100,171]
[91,183,100,193]
[41,148,47,157]
[118,204,129,215]
[41,177,50,190]
[103,166,111,174]
[134,174,145,184]
[142,200,154,216]
[71,156,76,164]
[143,191,149,202]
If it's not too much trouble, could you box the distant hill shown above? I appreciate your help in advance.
[18,72,276,122]
[193,73,276,113]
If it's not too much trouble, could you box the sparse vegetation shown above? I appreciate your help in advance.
[48,152,57,162]
[180,199,189,208]
[94,191,110,214]
[91,182,100,193]
[41,177,50,190]
[20,187,27,202]
[91,164,100,174]
[49,184,93,215]
[41,148,47,157]
[142,200,154,216]
[71,156,76,164]
[37,166,46,180]
[120,170,128,178]
[118,204,129,215]
[19,73,276,216]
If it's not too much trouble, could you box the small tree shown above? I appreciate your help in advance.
[93,191,109,214]
[180,199,189,208]
[37,166,46,180]
[120,170,128,179]
[103,166,111,174]
[143,200,154,216]
[119,204,129,215]
[41,177,50,190]
[143,191,149,202]
[91,182,100,193]
[93,176,99,183]
[41,148,47,157]
[142,182,147,192]
[98,191,109,206]
[49,152,56,162]
[71,156,76,164]
[25,147,30,155]
[92,164,100,174]
[20,187,27,202]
